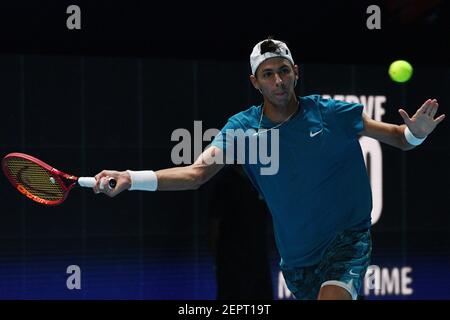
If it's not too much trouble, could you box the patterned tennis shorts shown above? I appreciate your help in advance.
[280,228,372,300]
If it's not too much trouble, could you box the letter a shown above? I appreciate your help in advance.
[66,265,81,290]
[366,5,381,30]
[66,5,81,30]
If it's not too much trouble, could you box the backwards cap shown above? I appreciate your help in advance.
[250,39,294,75]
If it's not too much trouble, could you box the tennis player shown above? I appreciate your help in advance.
[94,37,445,300]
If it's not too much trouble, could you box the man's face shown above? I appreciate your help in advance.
[251,57,299,106]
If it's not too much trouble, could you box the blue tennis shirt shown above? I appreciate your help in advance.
[211,94,372,267]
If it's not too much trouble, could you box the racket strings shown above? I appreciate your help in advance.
[4,157,65,201]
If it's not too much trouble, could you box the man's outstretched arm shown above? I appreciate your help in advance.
[359,98,445,151]
[93,146,225,197]
[155,147,225,191]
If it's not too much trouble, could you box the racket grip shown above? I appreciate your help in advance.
[78,177,96,188]
[78,177,117,189]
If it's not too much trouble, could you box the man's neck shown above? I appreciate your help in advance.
[263,96,299,123]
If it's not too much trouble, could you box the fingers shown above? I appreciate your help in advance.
[99,177,108,191]
[434,114,446,125]
[93,170,107,194]
[94,177,117,197]
[398,109,411,125]
[420,98,439,117]
[417,99,431,114]
[93,170,117,196]
[94,170,114,182]
[424,99,433,115]
[429,99,439,118]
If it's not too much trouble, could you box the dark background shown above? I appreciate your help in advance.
[0,0,449,299]
[0,0,449,66]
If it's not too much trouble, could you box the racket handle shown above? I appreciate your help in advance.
[78,177,96,188]
[78,177,116,189]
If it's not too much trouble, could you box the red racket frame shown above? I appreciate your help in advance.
[2,152,79,206]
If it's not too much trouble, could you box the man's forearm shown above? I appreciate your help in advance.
[94,147,224,195]
[155,165,204,191]
[361,115,417,151]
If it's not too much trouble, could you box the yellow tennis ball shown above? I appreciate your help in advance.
[389,60,413,83]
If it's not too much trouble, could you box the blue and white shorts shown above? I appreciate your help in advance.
[280,228,372,300]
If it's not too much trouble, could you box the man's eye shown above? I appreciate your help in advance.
[263,72,272,78]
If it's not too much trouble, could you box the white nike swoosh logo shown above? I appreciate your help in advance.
[309,128,323,137]
[349,269,359,276]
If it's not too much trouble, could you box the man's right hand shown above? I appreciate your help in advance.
[93,170,132,197]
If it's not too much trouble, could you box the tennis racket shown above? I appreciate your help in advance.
[2,152,116,206]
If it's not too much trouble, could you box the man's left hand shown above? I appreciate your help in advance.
[398,98,445,138]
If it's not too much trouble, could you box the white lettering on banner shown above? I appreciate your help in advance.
[359,136,383,224]
[401,267,414,295]
[322,95,386,225]
[322,95,386,121]
[363,265,413,296]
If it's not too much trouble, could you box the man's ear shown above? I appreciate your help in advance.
[294,64,299,80]
[249,74,259,90]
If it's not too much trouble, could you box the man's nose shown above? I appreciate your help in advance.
[275,73,283,85]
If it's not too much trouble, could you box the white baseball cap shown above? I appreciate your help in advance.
[250,39,295,75]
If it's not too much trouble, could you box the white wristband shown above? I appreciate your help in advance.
[126,170,158,191]
[404,127,426,146]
